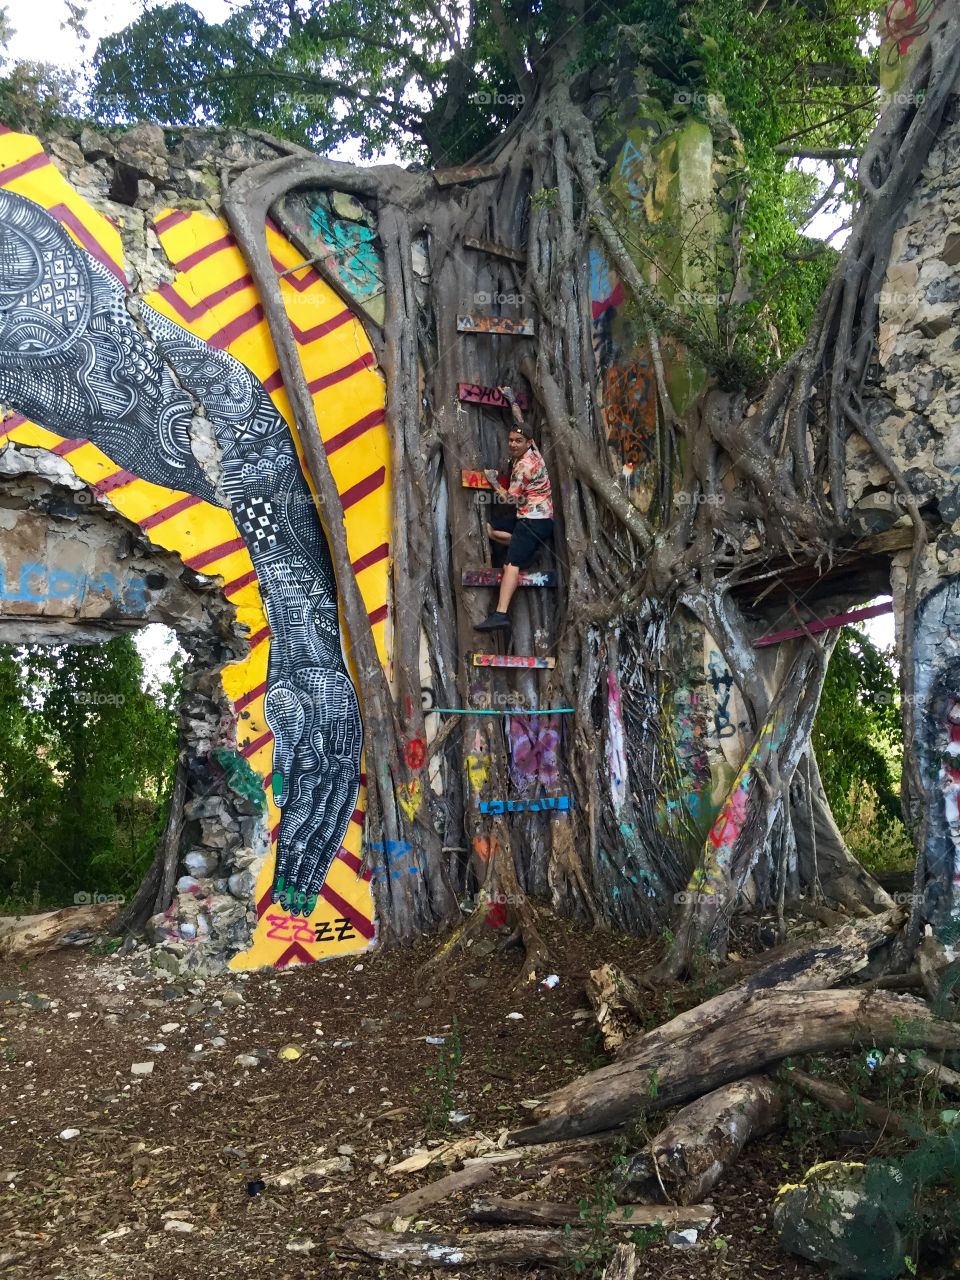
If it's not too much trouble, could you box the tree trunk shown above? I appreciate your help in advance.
[617,1075,784,1204]
[512,989,960,1143]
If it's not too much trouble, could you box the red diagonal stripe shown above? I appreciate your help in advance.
[174,232,236,273]
[185,537,245,570]
[156,276,252,324]
[50,437,88,456]
[247,624,271,650]
[290,308,353,344]
[263,370,284,394]
[340,467,385,512]
[337,848,371,880]
[271,251,324,292]
[154,210,191,236]
[234,681,267,713]
[319,883,375,940]
[351,542,389,575]
[208,302,264,350]
[325,407,385,457]
[308,351,375,394]
[48,204,125,283]
[367,603,389,626]
[0,414,25,439]
[240,729,273,759]
[0,150,49,185]
[93,469,138,496]
[139,493,202,531]
[224,569,258,598]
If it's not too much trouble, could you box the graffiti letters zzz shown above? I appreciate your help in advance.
[265,913,357,942]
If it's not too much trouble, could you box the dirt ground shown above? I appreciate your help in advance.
[0,911,868,1280]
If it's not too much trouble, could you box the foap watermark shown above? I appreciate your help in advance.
[674,890,726,905]
[76,690,125,706]
[875,289,922,308]
[469,91,525,107]
[74,891,126,905]
[875,890,927,908]
[674,90,710,109]
[675,491,726,507]
[474,290,524,306]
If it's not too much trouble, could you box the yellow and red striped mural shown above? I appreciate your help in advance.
[0,127,391,969]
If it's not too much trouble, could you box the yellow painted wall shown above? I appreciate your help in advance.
[0,127,391,969]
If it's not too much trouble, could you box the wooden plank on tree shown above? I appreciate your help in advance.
[459,383,530,410]
[463,235,527,263]
[433,162,501,187]
[434,708,573,716]
[462,568,555,587]
[753,600,893,647]
[472,653,556,669]
[479,796,572,813]
[462,469,493,490]
[457,314,535,337]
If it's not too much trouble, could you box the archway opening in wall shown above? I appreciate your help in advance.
[0,628,182,916]
[0,468,260,961]
[810,594,914,883]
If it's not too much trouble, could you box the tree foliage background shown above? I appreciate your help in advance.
[0,637,181,910]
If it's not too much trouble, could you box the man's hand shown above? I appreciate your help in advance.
[498,384,517,406]
[484,468,499,486]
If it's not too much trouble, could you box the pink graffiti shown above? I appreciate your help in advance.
[508,714,561,793]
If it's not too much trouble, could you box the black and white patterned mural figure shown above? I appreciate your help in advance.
[0,189,362,916]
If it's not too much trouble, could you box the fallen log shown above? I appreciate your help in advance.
[623,910,904,1063]
[336,1221,576,1266]
[602,1243,637,1279]
[616,1076,783,1204]
[512,989,960,1144]
[363,1164,496,1227]
[784,1067,907,1136]
[0,903,119,958]
[913,1053,960,1095]
[469,1197,714,1229]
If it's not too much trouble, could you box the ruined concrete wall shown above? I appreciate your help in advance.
[0,122,393,970]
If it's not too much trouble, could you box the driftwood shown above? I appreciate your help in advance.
[469,1197,714,1229]
[785,1067,907,1136]
[0,903,118,958]
[513,989,960,1143]
[912,1053,960,1096]
[602,1244,638,1279]
[336,1220,578,1266]
[618,1075,784,1204]
[363,1164,497,1227]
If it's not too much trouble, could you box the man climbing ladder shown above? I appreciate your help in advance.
[476,387,554,632]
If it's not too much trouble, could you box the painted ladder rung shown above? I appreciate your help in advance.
[462,569,555,587]
[457,314,535,337]
[458,383,530,412]
[479,796,572,814]
[472,653,556,669]
[433,707,572,715]
[461,469,493,490]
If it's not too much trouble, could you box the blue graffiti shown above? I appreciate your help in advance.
[0,562,149,613]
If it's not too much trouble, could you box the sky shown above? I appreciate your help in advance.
[2,0,896,674]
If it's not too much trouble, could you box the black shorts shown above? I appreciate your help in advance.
[506,518,554,569]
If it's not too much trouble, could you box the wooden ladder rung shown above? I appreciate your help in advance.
[471,653,555,669]
[462,569,556,587]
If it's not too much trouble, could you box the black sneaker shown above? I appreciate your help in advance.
[476,611,511,631]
